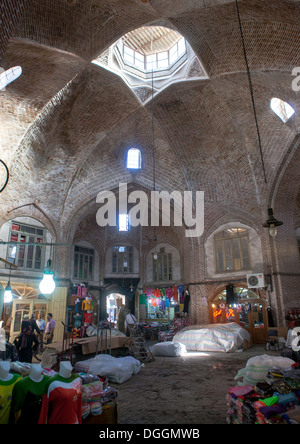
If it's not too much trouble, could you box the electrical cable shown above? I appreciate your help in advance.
[0,159,9,192]
[235,0,267,184]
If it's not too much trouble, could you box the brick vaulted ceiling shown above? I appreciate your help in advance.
[1,0,300,240]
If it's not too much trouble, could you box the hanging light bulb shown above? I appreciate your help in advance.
[263,208,283,238]
[268,224,277,238]
[4,283,12,303]
[153,250,158,261]
[39,259,56,295]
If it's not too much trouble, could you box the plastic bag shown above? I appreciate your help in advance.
[88,354,142,384]
[152,341,187,357]
[234,354,295,386]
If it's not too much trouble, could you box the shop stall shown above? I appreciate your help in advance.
[138,285,189,322]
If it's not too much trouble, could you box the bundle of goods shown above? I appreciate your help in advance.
[74,354,142,384]
[158,330,175,342]
[79,372,118,420]
[227,362,300,424]
[152,341,187,357]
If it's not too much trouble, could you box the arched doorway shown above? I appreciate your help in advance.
[106,293,125,328]
[210,286,268,344]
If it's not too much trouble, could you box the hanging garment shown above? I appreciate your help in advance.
[9,375,50,424]
[74,314,82,328]
[0,374,21,424]
[74,299,82,314]
[139,294,147,305]
[82,312,93,325]
[81,286,87,299]
[178,285,185,303]
[183,292,190,313]
[82,298,92,311]
[172,287,179,302]
[38,374,82,424]
[154,289,161,298]
[166,288,173,299]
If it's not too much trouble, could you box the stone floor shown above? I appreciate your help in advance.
[113,344,281,424]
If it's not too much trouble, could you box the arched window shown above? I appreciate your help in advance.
[270,97,295,123]
[73,245,94,280]
[112,245,133,273]
[153,247,172,281]
[214,227,251,273]
[126,148,141,169]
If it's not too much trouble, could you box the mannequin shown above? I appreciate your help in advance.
[0,362,21,424]
[0,361,13,381]
[39,361,82,424]
[29,363,43,383]
[9,363,50,424]
[59,360,72,379]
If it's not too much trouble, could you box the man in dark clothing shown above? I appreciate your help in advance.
[28,314,41,335]
[14,325,39,363]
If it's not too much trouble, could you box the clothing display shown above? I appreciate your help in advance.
[140,285,189,320]
[71,290,95,338]
[9,374,50,424]
[38,373,82,424]
[0,374,22,424]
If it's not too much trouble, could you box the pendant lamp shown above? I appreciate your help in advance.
[39,259,56,295]
[262,208,283,237]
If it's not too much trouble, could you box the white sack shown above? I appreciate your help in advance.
[172,322,250,353]
[234,354,295,386]
[152,341,187,357]
[88,354,142,384]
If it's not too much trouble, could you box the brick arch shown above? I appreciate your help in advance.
[0,203,57,240]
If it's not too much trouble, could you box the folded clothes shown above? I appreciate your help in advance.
[90,401,102,416]
[258,395,278,406]
[259,405,286,419]
[82,402,91,419]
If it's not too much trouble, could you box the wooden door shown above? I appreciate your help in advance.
[48,287,67,343]
[10,300,49,342]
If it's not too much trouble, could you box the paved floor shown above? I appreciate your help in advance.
[113,344,281,424]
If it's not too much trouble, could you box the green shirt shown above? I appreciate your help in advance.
[9,374,50,424]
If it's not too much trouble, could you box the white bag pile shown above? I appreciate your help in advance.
[87,354,142,384]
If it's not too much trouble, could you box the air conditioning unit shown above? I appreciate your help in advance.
[247,273,265,288]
